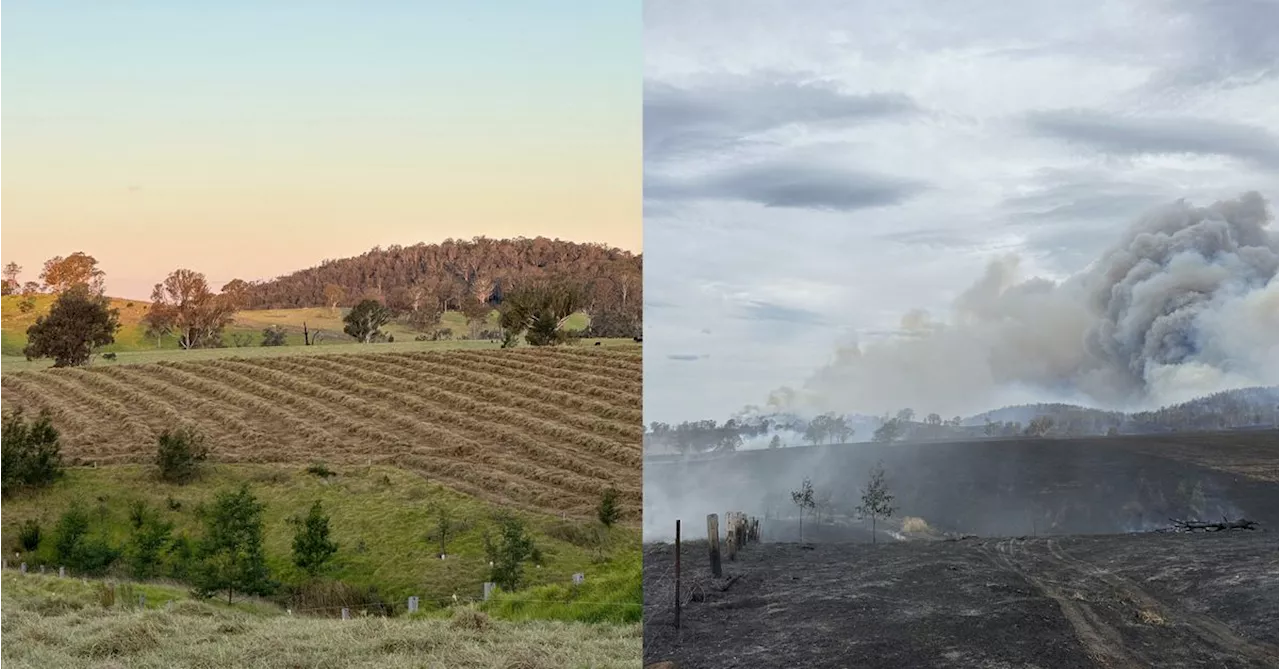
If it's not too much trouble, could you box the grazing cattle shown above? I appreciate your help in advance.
[102,352,117,361]
[633,335,643,343]
[594,341,601,346]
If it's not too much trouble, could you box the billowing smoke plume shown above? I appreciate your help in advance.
[768,192,1279,418]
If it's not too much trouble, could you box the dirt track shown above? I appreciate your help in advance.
[643,531,1278,668]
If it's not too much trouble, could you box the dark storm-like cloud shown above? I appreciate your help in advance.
[647,161,928,211]
[1025,110,1279,170]
[644,74,921,162]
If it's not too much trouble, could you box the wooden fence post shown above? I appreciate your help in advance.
[674,519,682,630]
[726,512,738,561]
[408,596,419,613]
[707,514,721,578]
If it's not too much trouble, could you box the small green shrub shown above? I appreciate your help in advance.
[305,463,335,479]
[1,408,64,497]
[18,519,42,553]
[155,427,209,484]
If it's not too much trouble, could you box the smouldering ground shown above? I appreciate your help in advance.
[643,532,1278,669]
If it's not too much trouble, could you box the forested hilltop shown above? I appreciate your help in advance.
[241,236,642,317]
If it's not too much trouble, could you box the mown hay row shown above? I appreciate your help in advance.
[403,352,638,412]
[349,353,640,441]
[1,348,642,521]
[519,346,644,370]
[368,353,641,426]
[305,355,641,470]
[255,357,637,501]
[217,357,621,503]
[500,347,645,380]
[0,375,113,455]
[15,370,156,442]
[447,350,642,396]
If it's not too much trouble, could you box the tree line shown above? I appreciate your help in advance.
[644,388,1279,454]
[15,250,641,366]
[232,236,641,316]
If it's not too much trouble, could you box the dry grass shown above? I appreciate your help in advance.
[0,346,642,521]
[1,574,641,669]
[900,517,931,533]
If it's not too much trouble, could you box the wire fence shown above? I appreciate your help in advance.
[3,563,642,618]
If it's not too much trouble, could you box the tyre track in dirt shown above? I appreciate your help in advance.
[981,538,1144,668]
[1042,538,1278,667]
[981,537,1276,668]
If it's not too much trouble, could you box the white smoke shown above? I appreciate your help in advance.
[769,192,1279,418]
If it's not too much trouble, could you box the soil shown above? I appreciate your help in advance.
[643,531,1278,668]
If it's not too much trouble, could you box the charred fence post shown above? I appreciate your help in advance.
[674,519,681,630]
[707,514,722,578]
[726,512,738,562]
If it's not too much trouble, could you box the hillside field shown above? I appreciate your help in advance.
[1,346,642,519]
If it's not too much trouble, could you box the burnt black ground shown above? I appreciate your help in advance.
[643,532,1278,669]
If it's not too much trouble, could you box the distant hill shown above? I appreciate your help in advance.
[239,236,642,316]
[644,386,1280,453]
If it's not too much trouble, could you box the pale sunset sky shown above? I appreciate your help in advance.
[2,1,641,299]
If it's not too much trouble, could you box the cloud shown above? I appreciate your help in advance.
[642,0,1277,423]
[737,300,828,325]
[1025,110,1279,170]
[1145,0,1278,90]
[644,74,921,163]
[647,160,927,211]
[667,353,709,362]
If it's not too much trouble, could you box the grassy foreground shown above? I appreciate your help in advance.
[1,464,641,621]
[1,572,642,669]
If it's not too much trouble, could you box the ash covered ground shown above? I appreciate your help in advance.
[642,431,1278,668]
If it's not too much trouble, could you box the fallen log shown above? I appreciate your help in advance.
[1169,517,1259,532]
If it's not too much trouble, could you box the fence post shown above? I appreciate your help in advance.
[341,607,350,620]
[59,566,66,578]
[726,514,738,562]
[572,573,585,586]
[408,596,419,614]
[706,514,721,578]
[20,563,26,574]
[674,519,681,630]
[139,594,146,608]
[483,582,496,601]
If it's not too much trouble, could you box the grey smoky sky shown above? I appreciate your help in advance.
[642,0,1279,424]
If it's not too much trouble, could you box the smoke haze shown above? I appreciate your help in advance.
[767,193,1279,419]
